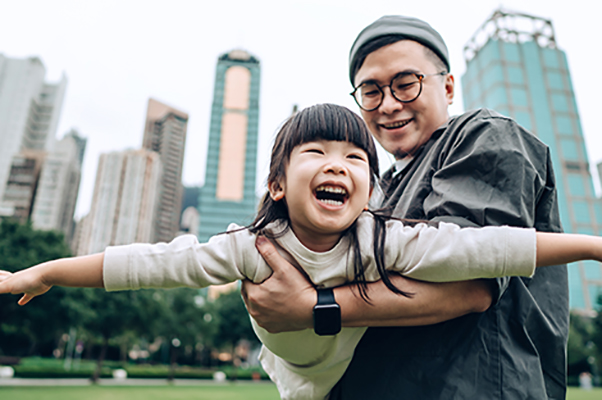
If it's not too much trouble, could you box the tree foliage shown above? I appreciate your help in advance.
[213,289,259,350]
[0,219,73,356]
[0,219,261,367]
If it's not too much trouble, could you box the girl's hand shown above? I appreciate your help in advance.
[0,267,52,305]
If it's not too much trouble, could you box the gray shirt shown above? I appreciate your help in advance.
[331,108,569,400]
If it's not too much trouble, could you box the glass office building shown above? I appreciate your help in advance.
[197,50,261,243]
[462,10,602,310]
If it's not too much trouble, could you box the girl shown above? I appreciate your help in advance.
[0,103,599,400]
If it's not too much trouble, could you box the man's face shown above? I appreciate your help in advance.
[354,40,454,159]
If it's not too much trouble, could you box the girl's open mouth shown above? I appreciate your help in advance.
[314,185,348,206]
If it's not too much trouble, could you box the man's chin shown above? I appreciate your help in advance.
[393,149,413,159]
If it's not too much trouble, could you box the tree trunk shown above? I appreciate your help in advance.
[168,346,177,382]
[91,337,108,383]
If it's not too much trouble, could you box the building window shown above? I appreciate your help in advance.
[551,94,569,112]
[546,71,564,90]
[560,139,579,161]
[567,173,586,197]
[510,88,528,107]
[555,115,573,136]
[542,48,559,68]
[502,42,521,62]
[584,261,602,280]
[573,201,591,223]
[507,66,524,84]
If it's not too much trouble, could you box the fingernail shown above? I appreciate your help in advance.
[256,236,267,246]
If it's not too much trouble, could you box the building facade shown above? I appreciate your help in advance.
[197,49,261,243]
[462,10,602,310]
[77,149,161,255]
[30,130,86,242]
[0,54,66,203]
[0,150,46,222]
[142,98,189,243]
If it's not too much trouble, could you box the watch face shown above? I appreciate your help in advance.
[314,304,341,336]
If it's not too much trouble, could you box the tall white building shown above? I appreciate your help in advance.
[142,98,188,243]
[30,130,86,241]
[0,54,66,202]
[77,149,161,255]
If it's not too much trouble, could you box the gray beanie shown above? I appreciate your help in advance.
[349,15,450,84]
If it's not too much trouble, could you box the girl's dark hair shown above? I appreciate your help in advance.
[248,103,412,302]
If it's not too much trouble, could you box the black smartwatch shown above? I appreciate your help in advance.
[313,288,341,336]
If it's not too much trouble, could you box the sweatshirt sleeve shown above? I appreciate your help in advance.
[383,220,536,282]
[103,225,261,292]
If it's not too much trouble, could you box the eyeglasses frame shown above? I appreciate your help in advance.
[350,71,448,112]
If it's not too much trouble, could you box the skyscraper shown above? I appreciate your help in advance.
[76,149,161,255]
[30,129,87,242]
[197,49,261,243]
[0,54,66,203]
[0,150,46,222]
[142,98,189,243]
[462,9,602,310]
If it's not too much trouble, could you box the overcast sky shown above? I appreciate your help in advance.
[1,0,601,218]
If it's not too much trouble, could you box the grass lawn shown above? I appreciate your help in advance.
[1,384,600,399]
[567,387,602,400]
[0,383,281,400]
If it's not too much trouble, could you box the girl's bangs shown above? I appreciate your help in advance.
[284,104,376,162]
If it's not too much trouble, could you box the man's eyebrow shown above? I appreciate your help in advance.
[356,69,422,87]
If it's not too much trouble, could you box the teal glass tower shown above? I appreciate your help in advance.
[197,50,260,243]
[462,10,602,310]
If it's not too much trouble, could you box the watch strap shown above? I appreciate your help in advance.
[316,288,335,305]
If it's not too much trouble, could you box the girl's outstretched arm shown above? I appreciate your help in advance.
[0,253,104,306]
[537,232,602,267]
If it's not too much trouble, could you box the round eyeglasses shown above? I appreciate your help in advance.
[350,71,447,112]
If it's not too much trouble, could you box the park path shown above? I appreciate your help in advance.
[0,378,273,386]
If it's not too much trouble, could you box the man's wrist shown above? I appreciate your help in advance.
[313,288,341,335]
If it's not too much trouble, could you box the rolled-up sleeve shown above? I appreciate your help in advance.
[422,116,551,301]
[383,221,536,282]
[103,226,261,292]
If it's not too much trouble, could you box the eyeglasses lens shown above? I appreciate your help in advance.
[355,74,422,110]
[391,74,421,102]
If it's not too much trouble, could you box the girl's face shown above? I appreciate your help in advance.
[269,140,372,252]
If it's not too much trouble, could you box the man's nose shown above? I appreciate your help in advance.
[379,87,403,114]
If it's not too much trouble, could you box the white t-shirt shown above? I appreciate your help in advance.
[103,213,536,400]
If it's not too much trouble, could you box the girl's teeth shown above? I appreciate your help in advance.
[319,199,343,206]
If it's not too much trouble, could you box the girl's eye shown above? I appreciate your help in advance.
[305,148,324,154]
[348,153,366,161]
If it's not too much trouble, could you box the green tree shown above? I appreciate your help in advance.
[0,219,73,356]
[213,289,259,351]
[76,288,162,381]
[568,312,595,376]
[140,288,220,373]
[592,295,602,374]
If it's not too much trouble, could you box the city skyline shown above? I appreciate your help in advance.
[1,1,600,222]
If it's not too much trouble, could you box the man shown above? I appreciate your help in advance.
[243,15,568,399]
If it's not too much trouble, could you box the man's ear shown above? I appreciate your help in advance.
[445,73,455,105]
[268,180,285,201]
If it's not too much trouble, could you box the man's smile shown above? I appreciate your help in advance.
[380,118,412,129]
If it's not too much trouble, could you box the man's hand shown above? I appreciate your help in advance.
[241,236,316,333]
[242,237,493,332]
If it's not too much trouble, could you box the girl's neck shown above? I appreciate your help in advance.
[289,225,342,253]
